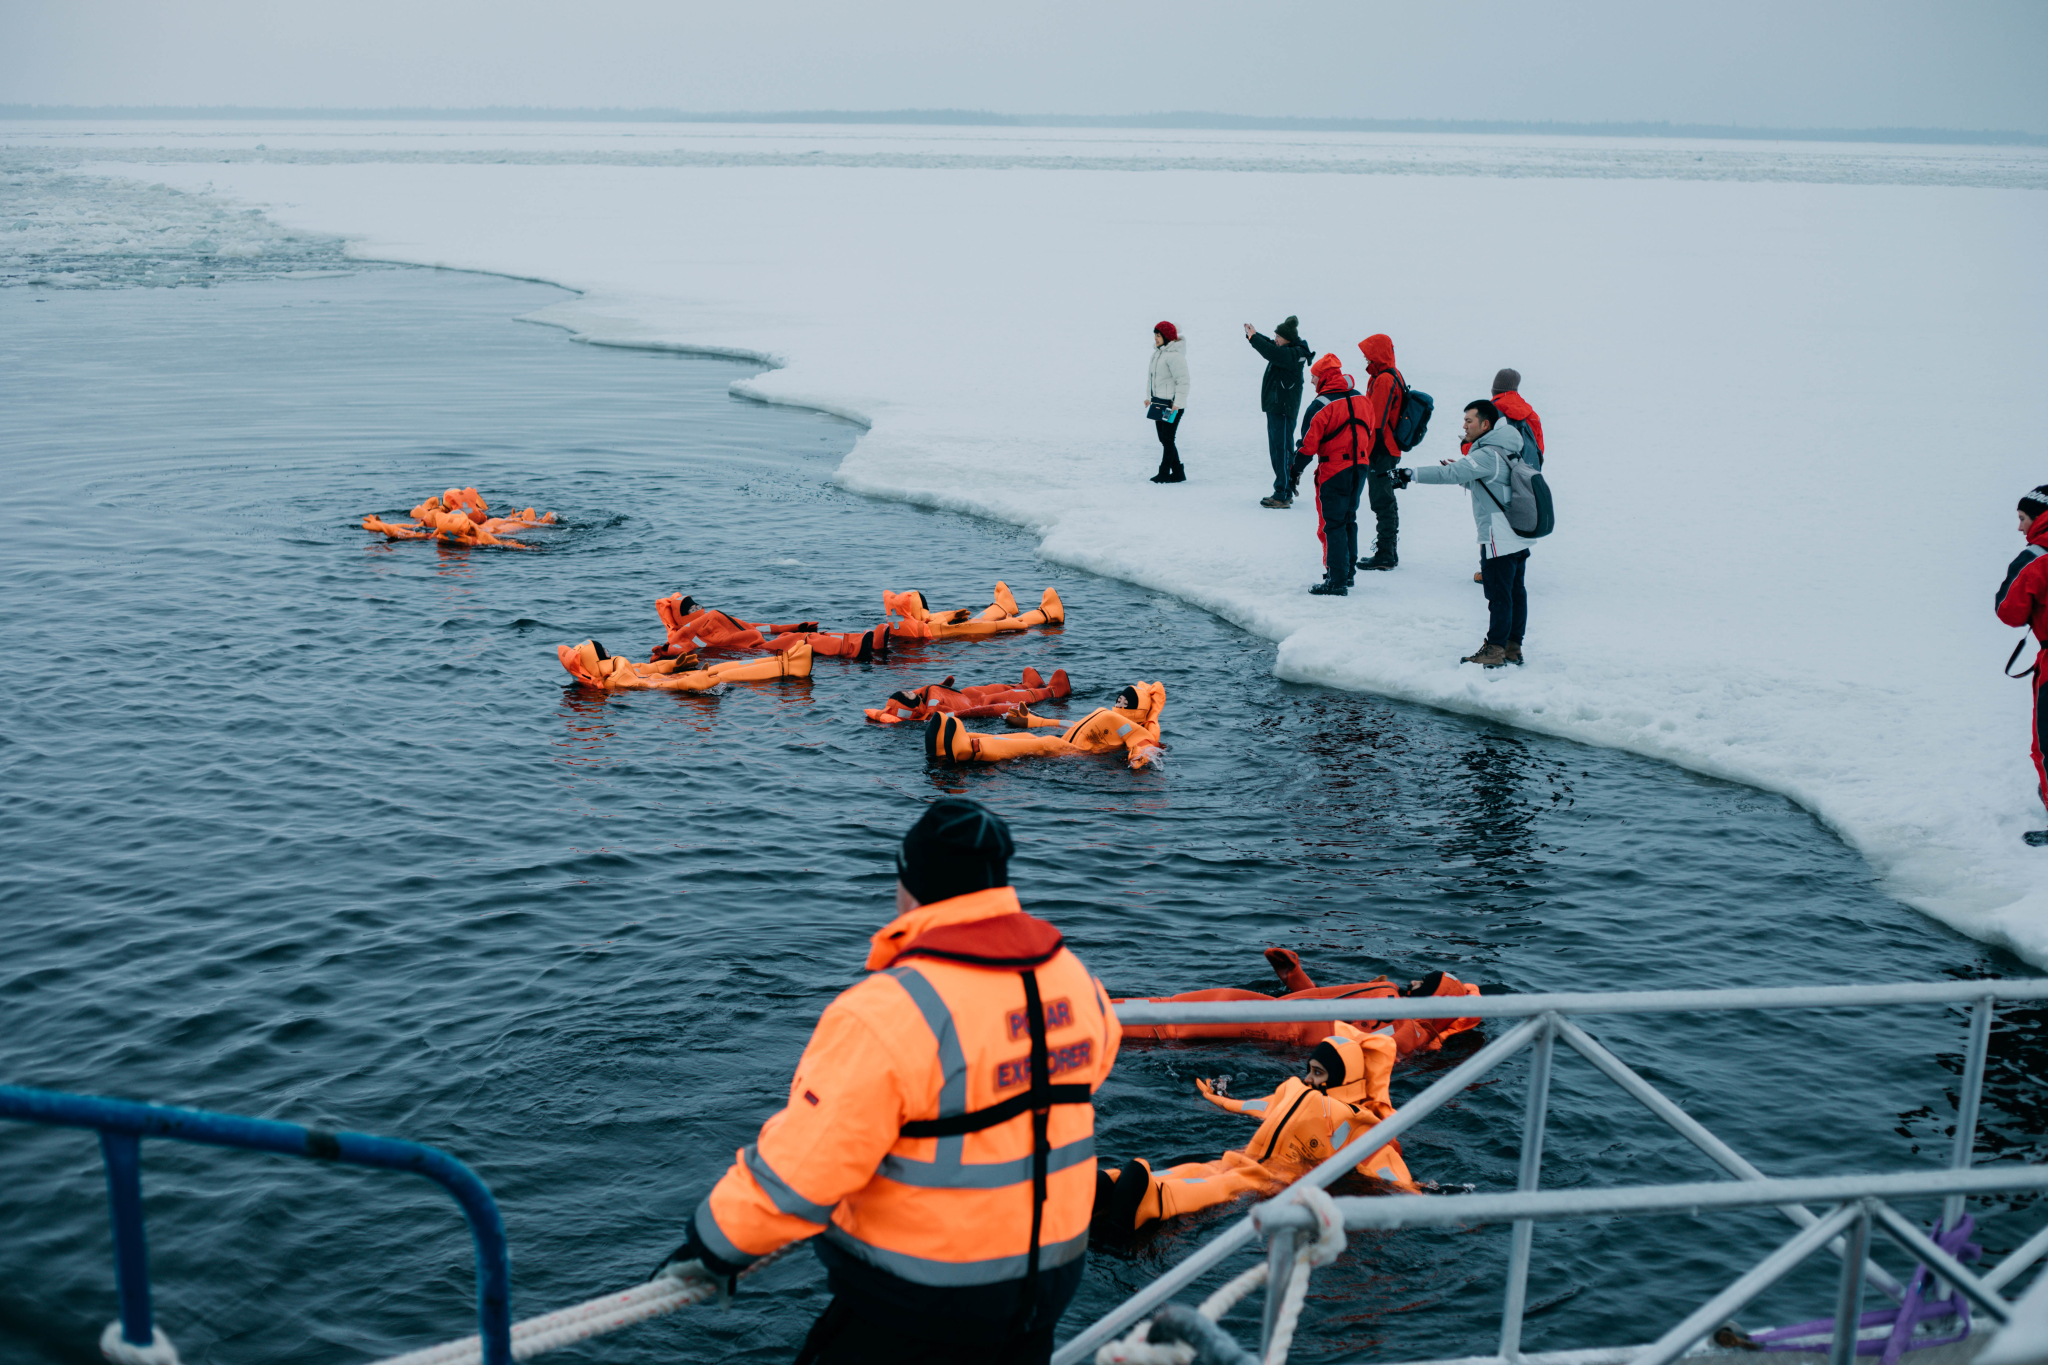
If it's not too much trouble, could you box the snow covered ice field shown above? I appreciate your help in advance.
[8,118,2044,965]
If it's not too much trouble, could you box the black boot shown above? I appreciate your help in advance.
[1309,578,1347,596]
[1357,542,1398,571]
[2026,830,2048,847]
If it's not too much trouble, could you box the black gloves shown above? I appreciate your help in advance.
[1391,467,1413,490]
[649,1212,744,1287]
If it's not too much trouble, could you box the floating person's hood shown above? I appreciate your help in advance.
[1312,1033,1393,1107]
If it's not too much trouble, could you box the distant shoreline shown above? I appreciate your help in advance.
[3,105,2042,148]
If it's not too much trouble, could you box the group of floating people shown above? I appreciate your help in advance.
[363,486,559,548]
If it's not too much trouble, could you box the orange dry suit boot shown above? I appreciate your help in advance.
[684,885,1122,1333]
[557,637,813,690]
[926,682,1161,770]
[363,514,433,540]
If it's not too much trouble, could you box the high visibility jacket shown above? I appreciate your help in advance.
[695,887,1122,1301]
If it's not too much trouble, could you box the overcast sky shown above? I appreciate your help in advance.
[6,0,2045,133]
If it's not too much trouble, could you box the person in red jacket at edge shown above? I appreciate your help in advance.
[1462,368,1545,582]
[1293,354,1370,595]
[1354,333,1409,573]
[1997,484,2048,846]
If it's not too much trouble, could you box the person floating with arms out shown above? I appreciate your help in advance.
[648,799,1121,1365]
[1997,484,2048,846]
[1146,321,1190,483]
[555,635,814,690]
[924,683,1165,770]
[1092,1032,1416,1241]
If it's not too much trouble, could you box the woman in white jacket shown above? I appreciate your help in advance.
[1147,321,1191,483]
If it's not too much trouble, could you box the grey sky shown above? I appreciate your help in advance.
[6,0,2045,133]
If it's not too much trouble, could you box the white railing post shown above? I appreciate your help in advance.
[1943,994,1993,1234]
[1829,1201,1872,1365]
[1498,1014,1557,1361]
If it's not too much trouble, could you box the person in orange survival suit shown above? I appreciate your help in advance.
[648,799,1122,1365]
[923,683,1164,770]
[864,668,1073,724]
[1092,1033,1414,1240]
[654,594,889,662]
[555,636,813,690]
[1115,949,1496,1058]
[884,585,1066,639]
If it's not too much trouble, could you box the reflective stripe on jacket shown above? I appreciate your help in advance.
[697,886,1122,1289]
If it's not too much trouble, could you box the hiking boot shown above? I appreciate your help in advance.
[1462,642,1508,668]
[1358,547,1398,571]
[1259,495,1291,508]
[2026,830,2048,847]
[1309,579,1348,596]
[1503,643,1524,666]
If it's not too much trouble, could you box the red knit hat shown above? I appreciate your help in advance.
[1153,321,1179,342]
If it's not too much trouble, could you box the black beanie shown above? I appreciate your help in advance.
[1275,316,1300,344]
[2020,485,2048,520]
[1492,368,1521,395]
[1401,971,1447,998]
[1309,1039,1347,1089]
[897,798,1014,906]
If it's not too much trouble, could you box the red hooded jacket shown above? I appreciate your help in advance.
[1997,510,2048,644]
[1298,364,1368,483]
[1356,334,1404,463]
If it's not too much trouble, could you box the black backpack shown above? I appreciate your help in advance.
[1507,416,1543,470]
[1383,370,1434,453]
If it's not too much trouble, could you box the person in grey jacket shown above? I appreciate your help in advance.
[1400,399,1530,667]
[1147,321,1192,483]
[1244,317,1310,507]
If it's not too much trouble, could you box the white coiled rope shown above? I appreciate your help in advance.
[367,1243,798,1365]
[1094,1184,1347,1365]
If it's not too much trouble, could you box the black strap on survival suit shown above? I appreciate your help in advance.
[897,969,1091,1332]
[1315,394,1370,463]
[2007,638,2039,680]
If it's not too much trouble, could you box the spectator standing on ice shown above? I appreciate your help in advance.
[1995,484,2048,845]
[1244,317,1310,508]
[1462,368,1547,581]
[1354,334,1408,572]
[1397,399,1529,666]
[1295,354,1371,595]
[1146,322,1191,483]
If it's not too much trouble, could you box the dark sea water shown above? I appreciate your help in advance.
[0,270,2040,1365]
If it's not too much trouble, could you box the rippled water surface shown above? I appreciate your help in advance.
[0,270,2040,1365]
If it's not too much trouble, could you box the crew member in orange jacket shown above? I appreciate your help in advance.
[649,800,1122,1364]
[555,636,813,690]
[924,683,1163,770]
[1093,1033,1413,1238]
[1115,949,1492,1059]
[865,669,1073,725]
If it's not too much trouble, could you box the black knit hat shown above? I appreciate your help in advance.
[2020,485,2048,520]
[1492,368,1521,395]
[1309,1038,1348,1089]
[1275,316,1300,344]
[896,798,1014,906]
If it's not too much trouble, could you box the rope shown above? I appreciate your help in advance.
[369,1243,799,1365]
[1093,1186,1347,1365]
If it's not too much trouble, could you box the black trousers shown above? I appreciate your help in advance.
[1481,549,1529,646]
[1363,452,1401,557]
[797,1297,1058,1365]
[1315,465,1365,584]
[1266,408,1299,497]
[1154,407,1184,477]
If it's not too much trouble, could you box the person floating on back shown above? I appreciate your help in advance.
[1398,399,1531,667]
[1146,321,1191,483]
[1996,484,2048,846]
[1245,317,1310,508]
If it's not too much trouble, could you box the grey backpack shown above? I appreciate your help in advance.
[1477,449,1555,539]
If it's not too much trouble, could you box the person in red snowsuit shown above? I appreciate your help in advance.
[1997,485,2048,845]
[1354,334,1408,572]
[1294,356,1369,595]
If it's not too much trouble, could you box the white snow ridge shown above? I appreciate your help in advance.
[19,120,2043,965]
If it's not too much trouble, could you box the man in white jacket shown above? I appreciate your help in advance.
[1401,400,1530,667]
[1147,322,1191,483]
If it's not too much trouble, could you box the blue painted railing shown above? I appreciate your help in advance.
[0,1084,511,1365]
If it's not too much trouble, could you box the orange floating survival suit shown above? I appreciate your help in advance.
[1108,1034,1414,1230]
[653,594,886,662]
[555,637,813,690]
[363,489,555,546]
[1115,952,1485,1059]
[692,886,1122,1320]
[883,585,1065,639]
[925,682,1164,770]
[864,668,1073,724]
